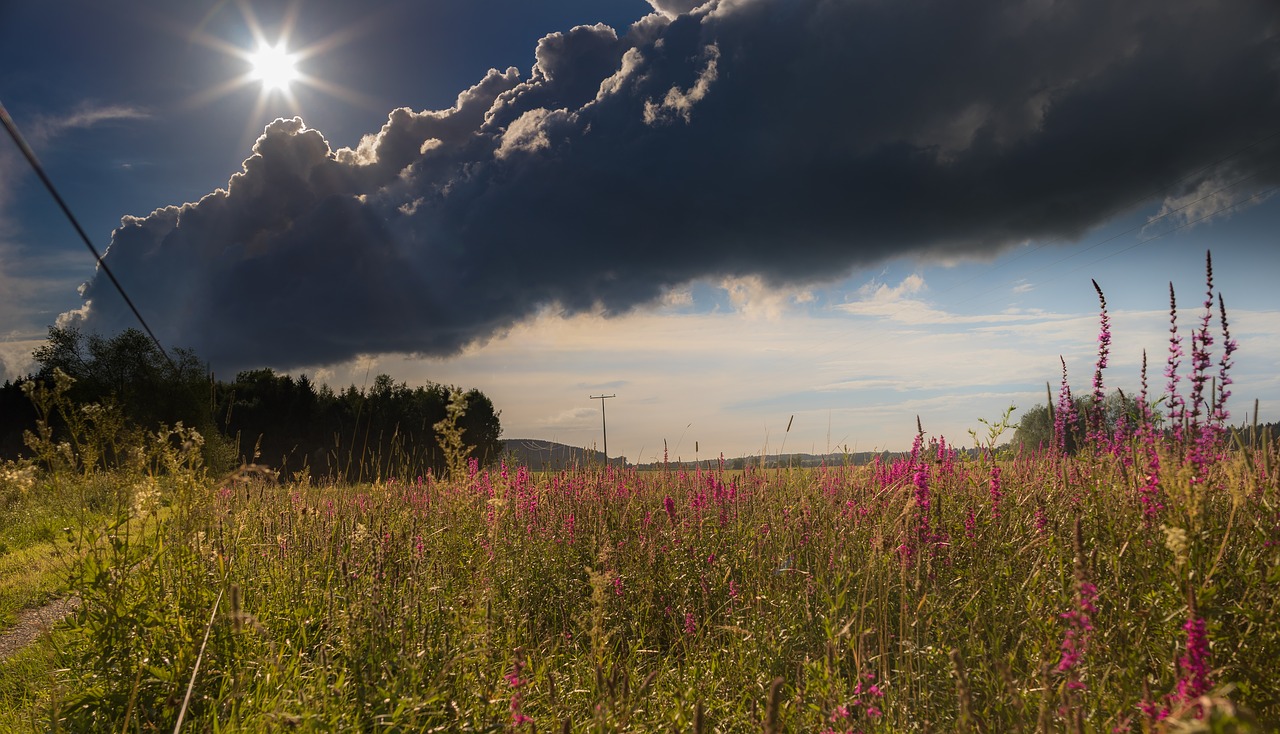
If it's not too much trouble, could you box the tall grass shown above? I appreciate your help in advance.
[1,252,1276,731]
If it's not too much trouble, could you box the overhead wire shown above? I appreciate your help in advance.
[0,100,178,373]
[960,179,1279,315]
[971,168,1267,295]
[925,129,1280,304]
[869,129,1280,322]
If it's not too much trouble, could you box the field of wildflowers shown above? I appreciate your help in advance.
[1,253,1277,732]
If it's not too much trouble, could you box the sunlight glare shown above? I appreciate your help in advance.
[249,42,298,92]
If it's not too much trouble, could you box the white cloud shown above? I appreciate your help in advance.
[837,274,1072,326]
[1146,174,1276,234]
[31,103,150,143]
[660,285,695,307]
[0,337,41,383]
[720,275,813,320]
[541,406,599,427]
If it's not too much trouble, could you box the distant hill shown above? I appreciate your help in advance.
[632,450,894,471]
[501,439,1135,472]
[500,439,625,471]
[500,440,897,472]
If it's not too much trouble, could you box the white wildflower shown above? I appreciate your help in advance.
[1162,524,1189,568]
[0,461,37,496]
[133,475,160,516]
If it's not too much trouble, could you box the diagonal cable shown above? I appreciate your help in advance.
[0,100,178,373]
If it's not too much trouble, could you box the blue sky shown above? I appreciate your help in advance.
[1,0,1278,458]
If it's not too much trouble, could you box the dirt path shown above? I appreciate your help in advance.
[0,597,79,662]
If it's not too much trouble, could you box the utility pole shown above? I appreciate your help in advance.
[590,394,616,466]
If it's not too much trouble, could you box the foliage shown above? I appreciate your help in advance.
[216,368,502,481]
[5,422,1273,732]
[1014,389,1156,454]
[2,252,1277,731]
[0,327,503,480]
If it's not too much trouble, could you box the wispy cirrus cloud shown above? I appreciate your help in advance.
[29,102,150,143]
[835,274,1072,326]
[1144,173,1277,236]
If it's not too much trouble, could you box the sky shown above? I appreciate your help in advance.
[1,0,1278,462]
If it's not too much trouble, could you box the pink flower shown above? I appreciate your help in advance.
[1175,615,1212,705]
[1090,279,1112,446]
[1214,292,1237,426]
[1054,358,1072,455]
[506,653,532,727]
[1166,283,1185,441]
[1057,581,1097,686]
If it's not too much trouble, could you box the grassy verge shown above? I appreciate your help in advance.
[0,629,63,732]
[0,476,118,629]
[0,443,1268,732]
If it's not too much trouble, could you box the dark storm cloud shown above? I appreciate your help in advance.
[70,0,1280,371]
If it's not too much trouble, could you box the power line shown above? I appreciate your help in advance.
[589,394,616,464]
[961,181,1280,315]
[0,100,178,373]
[870,160,1276,324]
[1064,183,1280,276]
[876,128,1280,321]
[969,168,1268,297]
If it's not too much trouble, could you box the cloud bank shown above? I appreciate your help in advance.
[69,0,1280,371]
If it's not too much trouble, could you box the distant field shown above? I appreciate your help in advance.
[3,423,1278,731]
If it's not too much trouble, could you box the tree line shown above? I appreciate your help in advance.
[0,327,502,481]
[1011,388,1278,453]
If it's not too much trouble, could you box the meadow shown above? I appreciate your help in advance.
[1,260,1277,732]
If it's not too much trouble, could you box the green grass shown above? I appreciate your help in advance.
[0,440,1274,732]
[1,368,1275,731]
[0,541,70,629]
[0,630,63,732]
[0,474,120,630]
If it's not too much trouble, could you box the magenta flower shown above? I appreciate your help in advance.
[1175,615,1213,706]
[1057,580,1097,682]
[506,653,532,726]
[1134,350,1164,520]
[1213,292,1237,427]
[1054,357,1074,456]
[1165,282,1185,442]
[1090,279,1111,446]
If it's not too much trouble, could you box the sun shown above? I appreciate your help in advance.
[248,42,298,92]
[181,2,381,152]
